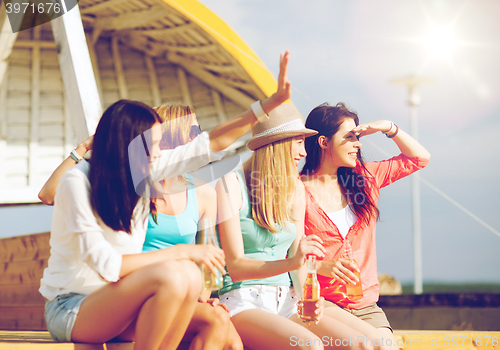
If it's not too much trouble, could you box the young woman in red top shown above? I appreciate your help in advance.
[300,103,430,350]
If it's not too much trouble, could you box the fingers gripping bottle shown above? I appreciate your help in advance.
[302,255,320,323]
[200,218,223,291]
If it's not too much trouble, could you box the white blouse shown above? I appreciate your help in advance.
[326,205,357,239]
[40,132,222,301]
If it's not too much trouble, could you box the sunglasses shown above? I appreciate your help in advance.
[190,125,201,140]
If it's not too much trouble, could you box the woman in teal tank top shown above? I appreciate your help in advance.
[145,104,243,350]
[216,104,370,350]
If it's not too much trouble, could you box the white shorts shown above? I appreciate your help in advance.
[219,285,298,318]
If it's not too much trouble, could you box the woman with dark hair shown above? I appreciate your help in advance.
[38,52,292,350]
[300,103,431,349]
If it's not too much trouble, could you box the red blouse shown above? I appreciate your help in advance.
[304,154,430,309]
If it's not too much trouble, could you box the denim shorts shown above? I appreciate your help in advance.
[220,285,298,318]
[44,293,87,342]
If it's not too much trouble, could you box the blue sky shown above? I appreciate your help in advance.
[1,0,499,285]
[197,0,500,284]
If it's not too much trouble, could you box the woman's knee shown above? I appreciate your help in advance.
[143,261,200,299]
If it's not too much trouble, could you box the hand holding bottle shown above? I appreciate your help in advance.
[292,235,325,270]
[299,255,324,325]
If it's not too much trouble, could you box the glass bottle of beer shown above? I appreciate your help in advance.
[200,218,223,291]
[346,259,363,301]
[302,255,320,323]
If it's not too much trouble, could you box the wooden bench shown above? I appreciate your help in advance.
[1,330,499,350]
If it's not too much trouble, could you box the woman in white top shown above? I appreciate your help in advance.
[39,52,292,350]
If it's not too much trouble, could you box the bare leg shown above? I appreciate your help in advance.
[377,327,397,350]
[71,260,201,350]
[224,320,244,350]
[290,314,372,350]
[230,309,324,350]
[323,306,392,350]
[180,302,231,350]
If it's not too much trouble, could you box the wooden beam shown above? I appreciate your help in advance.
[211,90,227,124]
[140,23,197,39]
[169,43,217,55]
[144,55,161,107]
[0,6,19,89]
[85,33,104,107]
[51,5,102,143]
[80,0,134,14]
[167,52,254,109]
[176,66,192,107]
[117,31,165,58]
[13,40,56,49]
[28,27,41,187]
[111,35,128,99]
[92,5,169,32]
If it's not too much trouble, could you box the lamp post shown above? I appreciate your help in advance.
[390,76,433,294]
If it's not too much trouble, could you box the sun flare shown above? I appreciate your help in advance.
[424,25,459,59]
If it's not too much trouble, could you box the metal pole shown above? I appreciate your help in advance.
[408,87,422,294]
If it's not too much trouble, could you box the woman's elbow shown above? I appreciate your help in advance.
[38,191,54,206]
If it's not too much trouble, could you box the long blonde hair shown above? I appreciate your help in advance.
[150,104,197,223]
[154,104,197,150]
[243,138,298,233]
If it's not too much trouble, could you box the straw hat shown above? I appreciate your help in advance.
[247,104,318,151]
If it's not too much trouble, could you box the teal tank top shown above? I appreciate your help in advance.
[143,173,199,251]
[219,171,296,295]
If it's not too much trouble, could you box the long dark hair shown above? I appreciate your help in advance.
[301,103,380,225]
[89,100,161,233]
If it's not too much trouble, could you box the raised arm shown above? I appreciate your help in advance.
[38,135,93,205]
[352,120,431,160]
[208,51,291,152]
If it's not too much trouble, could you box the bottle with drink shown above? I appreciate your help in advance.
[199,218,223,291]
[301,255,320,324]
[345,259,363,301]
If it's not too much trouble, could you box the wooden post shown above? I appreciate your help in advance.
[144,55,161,107]
[50,4,102,143]
[176,66,192,107]
[85,32,104,108]
[112,35,128,100]
[28,26,41,187]
[0,79,7,193]
[211,90,227,124]
[0,5,19,88]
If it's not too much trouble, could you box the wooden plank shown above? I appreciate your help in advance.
[0,307,46,331]
[14,40,57,49]
[0,259,47,286]
[28,26,41,187]
[0,232,50,264]
[111,36,128,99]
[0,285,45,306]
[176,66,192,107]
[141,54,159,106]
[393,330,500,350]
[0,77,7,192]
[50,5,102,144]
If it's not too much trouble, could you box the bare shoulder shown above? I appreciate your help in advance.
[192,177,216,202]
[215,171,240,194]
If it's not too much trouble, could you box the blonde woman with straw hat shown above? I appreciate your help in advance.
[216,104,371,350]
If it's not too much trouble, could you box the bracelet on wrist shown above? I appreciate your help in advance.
[385,124,399,138]
[70,149,83,163]
[251,100,269,123]
[382,121,394,134]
